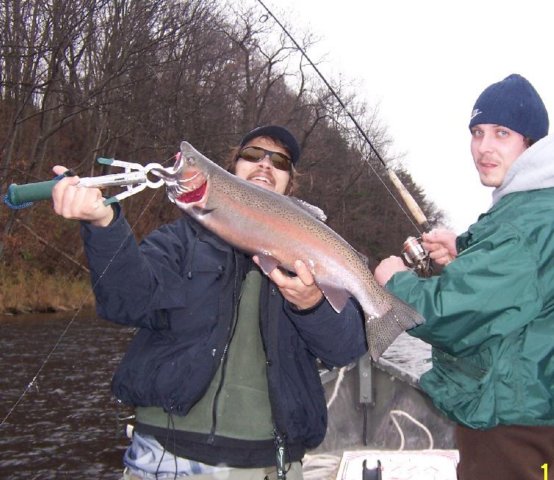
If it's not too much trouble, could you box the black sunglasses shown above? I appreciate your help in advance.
[238,146,292,171]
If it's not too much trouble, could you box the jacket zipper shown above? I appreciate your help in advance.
[263,282,289,479]
[208,252,242,444]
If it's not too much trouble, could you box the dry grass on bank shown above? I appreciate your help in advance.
[0,266,94,314]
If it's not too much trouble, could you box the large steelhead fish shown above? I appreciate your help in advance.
[154,141,424,360]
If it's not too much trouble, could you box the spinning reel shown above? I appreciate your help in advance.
[401,236,432,277]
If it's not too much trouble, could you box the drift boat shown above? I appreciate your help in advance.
[305,334,458,479]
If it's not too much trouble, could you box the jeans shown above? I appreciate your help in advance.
[121,431,304,479]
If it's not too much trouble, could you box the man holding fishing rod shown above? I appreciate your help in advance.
[50,125,367,480]
[375,73,554,480]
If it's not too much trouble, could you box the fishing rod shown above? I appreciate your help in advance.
[255,0,433,273]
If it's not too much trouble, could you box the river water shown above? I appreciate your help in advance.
[0,311,135,479]
[0,311,432,479]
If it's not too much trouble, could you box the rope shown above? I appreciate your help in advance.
[3,193,32,209]
[326,366,346,409]
[390,409,434,450]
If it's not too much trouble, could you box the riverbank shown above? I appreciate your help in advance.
[0,266,94,314]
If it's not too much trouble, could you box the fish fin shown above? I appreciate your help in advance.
[289,197,327,223]
[191,206,214,217]
[355,248,370,266]
[256,253,280,275]
[319,283,350,313]
[365,298,425,361]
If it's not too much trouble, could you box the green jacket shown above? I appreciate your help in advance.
[386,135,554,429]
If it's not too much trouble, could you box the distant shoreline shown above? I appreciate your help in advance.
[0,303,94,316]
[0,267,94,316]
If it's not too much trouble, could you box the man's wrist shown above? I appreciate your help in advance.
[91,204,116,227]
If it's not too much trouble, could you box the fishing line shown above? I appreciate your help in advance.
[3,3,428,426]
[256,0,428,233]
[1,155,174,427]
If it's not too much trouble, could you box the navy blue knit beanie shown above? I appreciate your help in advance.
[240,125,301,165]
[468,74,549,142]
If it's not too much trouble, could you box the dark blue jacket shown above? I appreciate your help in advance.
[81,210,367,450]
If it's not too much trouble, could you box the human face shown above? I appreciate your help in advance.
[235,137,291,194]
[470,124,528,187]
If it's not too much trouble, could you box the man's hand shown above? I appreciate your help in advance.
[51,165,114,227]
[253,258,324,310]
[421,228,457,266]
[374,256,409,286]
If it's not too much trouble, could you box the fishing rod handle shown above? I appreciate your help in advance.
[387,169,429,230]
[6,179,61,206]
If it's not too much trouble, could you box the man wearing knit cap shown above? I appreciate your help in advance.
[375,74,554,480]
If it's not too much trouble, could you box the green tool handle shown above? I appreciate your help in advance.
[7,179,61,206]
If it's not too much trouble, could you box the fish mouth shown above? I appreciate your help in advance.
[166,167,208,205]
[150,156,208,204]
[174,178,208,204]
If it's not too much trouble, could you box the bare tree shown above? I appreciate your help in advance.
[0,0,443,271]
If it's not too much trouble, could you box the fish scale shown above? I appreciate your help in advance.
[153,141,425,360]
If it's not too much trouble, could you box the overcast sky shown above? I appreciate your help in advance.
[260,0,554,233]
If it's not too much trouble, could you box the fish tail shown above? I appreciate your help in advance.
[365,299,425,361]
